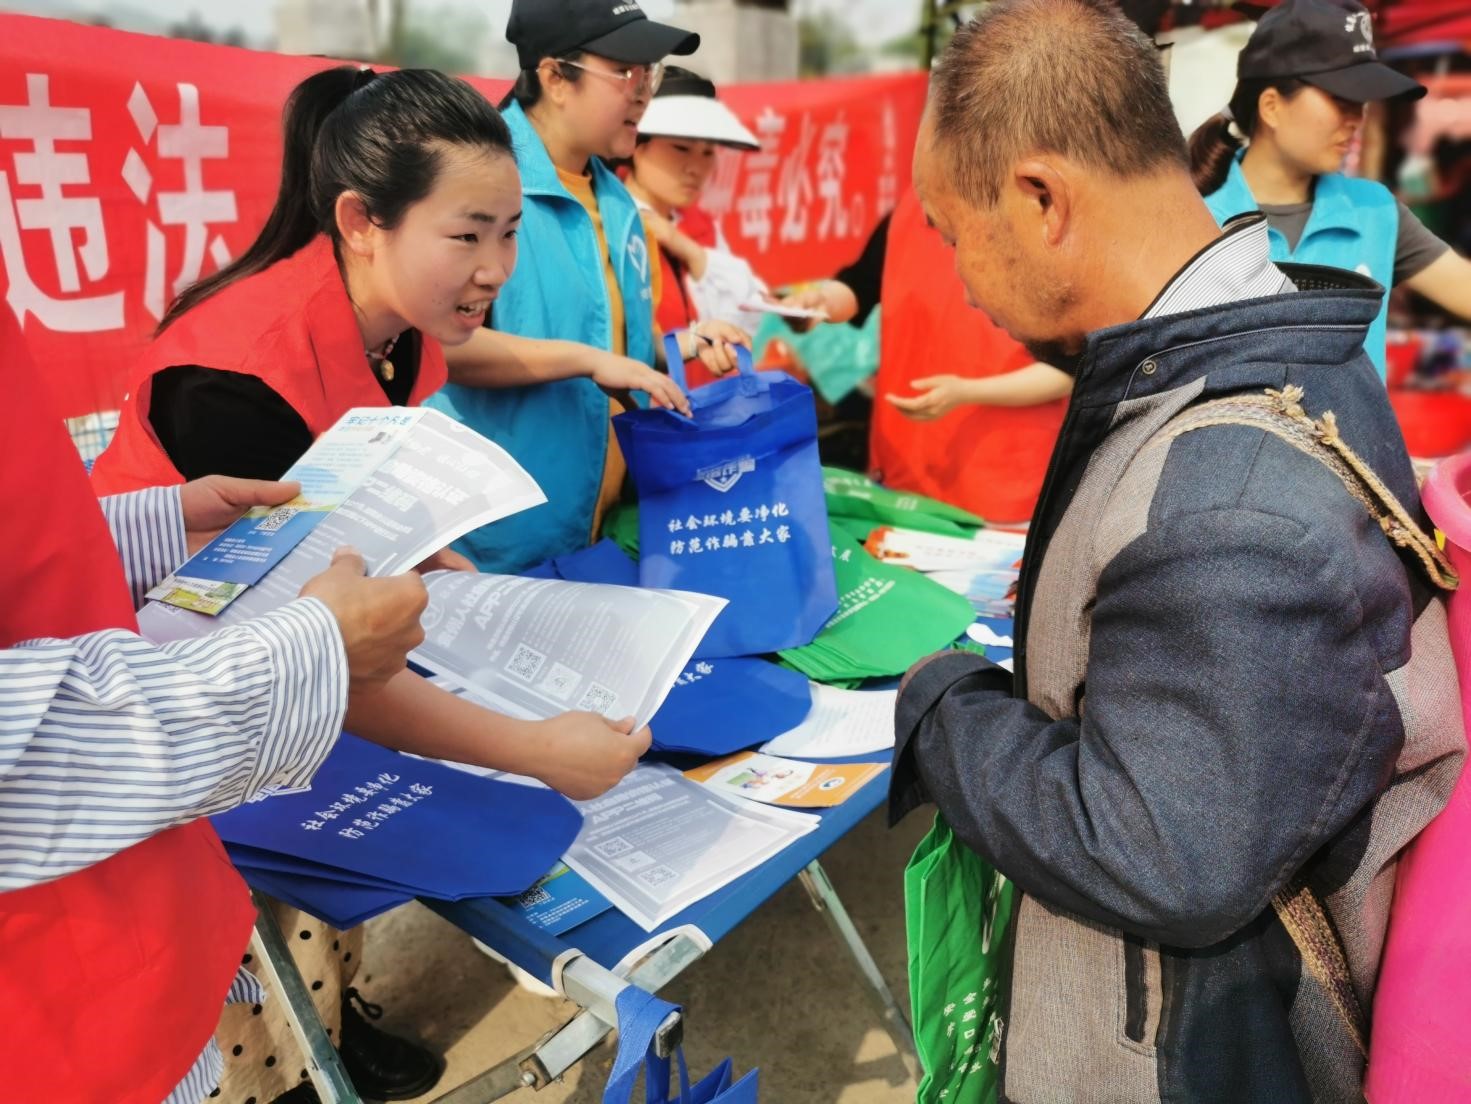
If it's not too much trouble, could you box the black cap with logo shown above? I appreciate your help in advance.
[507,0,700,70]
[1238,0,1425,102]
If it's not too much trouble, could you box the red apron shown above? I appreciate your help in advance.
[92,235,448,495]
[0,302,257,1103]
[868,189,1067,524]
[653,206,724,391]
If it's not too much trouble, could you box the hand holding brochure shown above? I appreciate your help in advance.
[414,572,726,730]
[139,407,546,642]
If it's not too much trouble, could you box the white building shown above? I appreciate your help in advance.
[275,0,377,60]
[674,0,798,84]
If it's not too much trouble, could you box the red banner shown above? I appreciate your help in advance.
[0,13,926,421]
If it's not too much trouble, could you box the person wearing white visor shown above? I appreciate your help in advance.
[626,67,768,381]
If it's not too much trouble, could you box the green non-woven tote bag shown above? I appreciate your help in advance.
[905,815,1015,1104]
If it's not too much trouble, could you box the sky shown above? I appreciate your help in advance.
[0,0,917,52]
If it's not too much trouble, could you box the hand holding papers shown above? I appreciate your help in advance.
[139,407,546,643]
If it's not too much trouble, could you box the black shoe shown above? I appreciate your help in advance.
[269,1085,320,1104]
[338,987,446,1102]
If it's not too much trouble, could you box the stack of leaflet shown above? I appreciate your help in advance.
[213,735,584,929]
[775,525,977,686]
[524,540,814,756]
[865,526,1026,620]
[821,467,986,544]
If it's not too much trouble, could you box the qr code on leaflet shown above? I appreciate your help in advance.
[253,505,300,533]
[517,885,552,908]
[506,644,545,682]
[636,864,679,888]
[577,682,618,715]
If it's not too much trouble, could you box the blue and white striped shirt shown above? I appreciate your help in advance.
[0,485,350,1103]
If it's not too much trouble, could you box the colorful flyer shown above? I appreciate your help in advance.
[500,862,614,936]
[683,751,887,808]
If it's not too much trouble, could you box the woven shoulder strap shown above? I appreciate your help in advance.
[1147,384,1459,1058]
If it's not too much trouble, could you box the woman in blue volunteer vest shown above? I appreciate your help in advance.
[1189,0,1471,380]
[428,0,746,575]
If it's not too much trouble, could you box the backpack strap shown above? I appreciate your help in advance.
[1145,384,1460,1059]
[1149,385,1458,591]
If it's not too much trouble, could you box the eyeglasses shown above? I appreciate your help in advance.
[552,57,665,99]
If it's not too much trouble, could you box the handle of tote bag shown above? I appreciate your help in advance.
[602,985,690,1104]
[665,331,763,399]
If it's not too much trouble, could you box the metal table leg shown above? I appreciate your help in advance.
[249,890,362,1104]
[798,859,920,1081]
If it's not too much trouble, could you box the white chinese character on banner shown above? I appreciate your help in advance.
[877,101,899,218]
[815,112,850,241]
[700,145,743,222]
[735,107,785,252]
[126,81,237,320]
[0,73,124,332]
[777,114,816,244]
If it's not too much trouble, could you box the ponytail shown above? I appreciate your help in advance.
[1188,111,1243,196]
[1187,77,1306,197]
[161,66,513,331]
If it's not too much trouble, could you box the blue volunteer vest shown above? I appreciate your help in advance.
[427,101,656,573]
[1205,153,1397,379]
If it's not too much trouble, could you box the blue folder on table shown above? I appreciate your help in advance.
[214,734,583,916]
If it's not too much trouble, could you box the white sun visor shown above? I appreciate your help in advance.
[638,95,761,151]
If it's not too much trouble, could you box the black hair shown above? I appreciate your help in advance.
[1188,77,1306,196]
[161,66,513,331]
[503,50,585,111]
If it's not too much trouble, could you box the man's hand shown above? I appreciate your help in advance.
[530,712,651,799]
[415,546,477,574]
[587,348,692,416]
[179,475,301,555]
[300,547,428,691]
[885,375,976,421]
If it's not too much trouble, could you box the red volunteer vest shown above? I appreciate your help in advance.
[0,304,257,1103]
[92,234,448,494]
[868,190,1067,523]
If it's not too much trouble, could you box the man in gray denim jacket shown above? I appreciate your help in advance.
[889,2,1465,1101]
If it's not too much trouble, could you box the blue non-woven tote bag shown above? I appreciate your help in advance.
[612,338,838,658]
[603,985,759,1104]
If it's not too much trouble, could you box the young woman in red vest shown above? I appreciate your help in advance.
[93,66,651,1103]
[0,299,430,1104]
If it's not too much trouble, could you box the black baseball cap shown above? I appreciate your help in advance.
[1238,0,1425,102]
[507,0,700,70]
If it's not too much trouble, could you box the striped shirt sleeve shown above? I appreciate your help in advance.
[0,597,348,891]
[97,486,189,608]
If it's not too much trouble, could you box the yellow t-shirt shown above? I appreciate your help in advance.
[555,166,661,355]
[554,166,661,533]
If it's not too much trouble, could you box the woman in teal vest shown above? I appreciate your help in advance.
[1189,0,1471,380]
[428,0,746,573]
